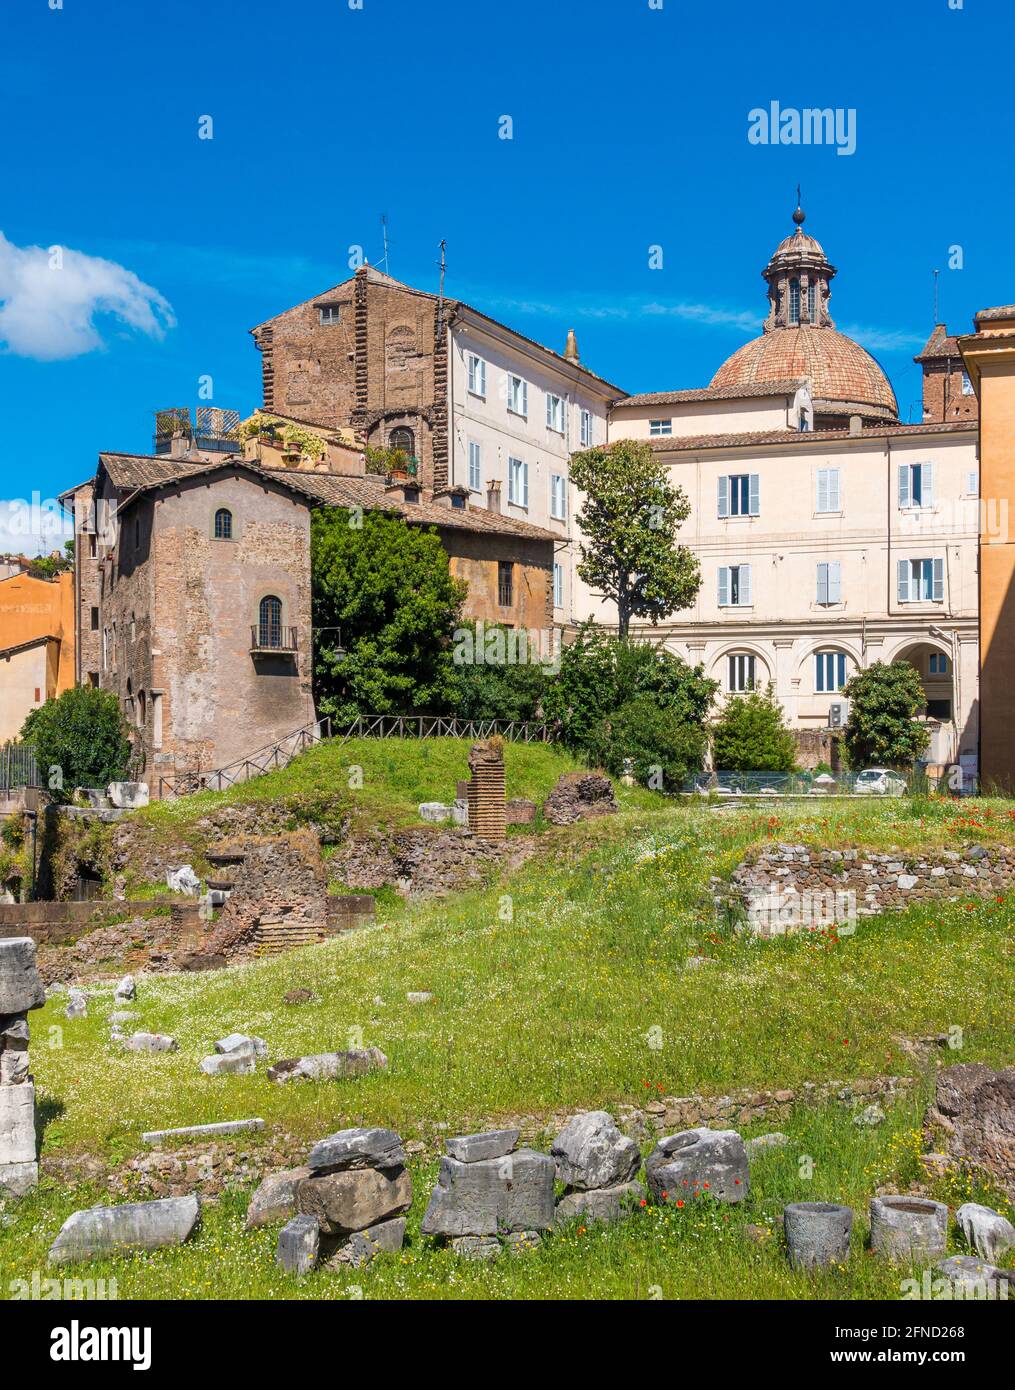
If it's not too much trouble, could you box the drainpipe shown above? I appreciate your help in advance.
[26,809,38,902]
[886,435,893,618]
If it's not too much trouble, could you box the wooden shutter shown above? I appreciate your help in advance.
[933,557,944,601]
[749,474,760,516]
[898,558,910,602]
[898,464,911,508]
[718,476,729,518]
[718,567,729,606]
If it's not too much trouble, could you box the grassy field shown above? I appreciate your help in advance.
[3,747,1014,1300]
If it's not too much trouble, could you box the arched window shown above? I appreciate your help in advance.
[815,650,848,693]
[789,279,801,325]
[389,427,414,457]
[727,652,756,692]
[214,508,233,540]
[258,595,282,649]
[807,282,816,322]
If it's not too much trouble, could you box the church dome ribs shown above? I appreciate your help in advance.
[709,201,898,425]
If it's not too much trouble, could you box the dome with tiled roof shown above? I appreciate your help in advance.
[710,203,898,425]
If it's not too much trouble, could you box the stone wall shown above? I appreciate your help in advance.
[0,898,177,946]
[730,841,1015,935]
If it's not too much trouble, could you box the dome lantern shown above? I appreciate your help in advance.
[709,203,898,427]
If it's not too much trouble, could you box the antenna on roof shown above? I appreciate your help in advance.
[933,268,940,324]
[436,239,447,339]
[380,214,390,274]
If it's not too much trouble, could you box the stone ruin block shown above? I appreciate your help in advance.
[645,1127,750,1204]
[550,1111,645,1227]
[49,1194,201,1265]
[0,938,46,1196]
[293,1126,411,1265]
[421,1140,555,1239]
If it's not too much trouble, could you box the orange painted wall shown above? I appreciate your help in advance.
[977,358,1015,790]
[0,571,76,694]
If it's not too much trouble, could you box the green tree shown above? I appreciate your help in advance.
[586,696,708,792]
[542,621,716,752]
[311,508,466,723]
[842,661,930,769]
[569,438,700,638]
[711,685,797,772]
[20,687,131,799]
[450,621,548,720]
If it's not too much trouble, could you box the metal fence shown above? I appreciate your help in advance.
[157,719,330,799]
[333,714,555,749]
[684,768,977,798]
[0,743,39,791]
[156,713,555,800]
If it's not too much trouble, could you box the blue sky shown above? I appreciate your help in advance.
[1,0,1012,550]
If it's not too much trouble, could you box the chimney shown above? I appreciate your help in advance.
[849,415,863,436]
[486,480,502,514]
[169,432,191,459]
[564,328,580,364]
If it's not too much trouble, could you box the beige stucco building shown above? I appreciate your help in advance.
[584,207,980,773]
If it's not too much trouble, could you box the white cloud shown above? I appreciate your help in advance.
[641,301,762,332]
[837,322,926,352]
[477,289,763,333]
[0,497,73,558]
[0,231,175,360]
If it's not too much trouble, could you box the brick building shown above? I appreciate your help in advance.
[251,264,624,623]
[60,448,315,790]
[60,418,556,791]
[915,324,980,424]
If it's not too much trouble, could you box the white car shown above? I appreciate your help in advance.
[854,767,908,797]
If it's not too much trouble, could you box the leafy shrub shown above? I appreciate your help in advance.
[311,509,466,723]
[450,622,548,720]
[586,697,708,791]
[542,622,716,752]
[20,687,131,799]
[711,686,797,772]
[842,661,930,769]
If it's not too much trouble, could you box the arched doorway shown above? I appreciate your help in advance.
[894,641,956,765]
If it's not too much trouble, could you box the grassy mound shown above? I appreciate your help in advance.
[5,795,1013,1299]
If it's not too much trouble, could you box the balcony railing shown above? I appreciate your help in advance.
[250,625,298,654]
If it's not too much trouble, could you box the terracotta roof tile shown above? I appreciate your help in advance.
[91,453,557,543]
[615,380,806,408]
[710,326,898,419]
[975,303,1015,323]
[641,420,975,453]
[914,324,962,362]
